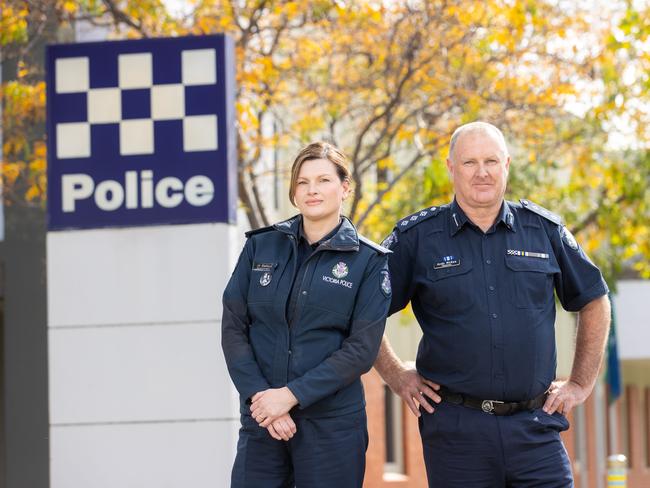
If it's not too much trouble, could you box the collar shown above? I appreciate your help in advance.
[449,199,516,236]
[298,219,341,247]
[498,201,516,232]
[449,199,470,236]
[274,215,359,252]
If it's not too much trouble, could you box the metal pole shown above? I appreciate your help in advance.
[606,454,627,488]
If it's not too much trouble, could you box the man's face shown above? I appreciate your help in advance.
[446,130,510,211]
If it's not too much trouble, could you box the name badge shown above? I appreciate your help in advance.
[252,262,276,272]
[434,255,460,269]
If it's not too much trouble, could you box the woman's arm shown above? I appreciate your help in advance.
[221,239,271,403]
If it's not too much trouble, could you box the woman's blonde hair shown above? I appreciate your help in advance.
[288,142,352,206]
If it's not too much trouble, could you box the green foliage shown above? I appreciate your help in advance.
[1,0,648,280]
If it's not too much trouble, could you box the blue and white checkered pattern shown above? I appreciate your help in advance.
[54,49,218,159]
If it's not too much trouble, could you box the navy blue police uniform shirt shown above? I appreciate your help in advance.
[382,198,609,402]
[286,221,342,326]
[222,215,392,418]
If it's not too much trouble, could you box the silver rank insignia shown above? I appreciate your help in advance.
[332,262,349,279]
[259,272,272,286]
[560,226,579,250]
[380,270,392,297]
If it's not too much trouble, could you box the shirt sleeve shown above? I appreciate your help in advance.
[221,238,271,402]
[385,228,417,316]
[286,253,390,409]
[549,223,609,312]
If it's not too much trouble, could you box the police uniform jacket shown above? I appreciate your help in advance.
[222,215,391,418]
[383,199,609,403]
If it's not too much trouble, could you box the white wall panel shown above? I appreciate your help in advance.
[616,280,650,360]
[47,223,236,327]
[48,221,245,487]
[49,322,237,424]
[50,420,239,488]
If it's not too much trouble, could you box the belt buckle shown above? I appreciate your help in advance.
[481,399,504,414]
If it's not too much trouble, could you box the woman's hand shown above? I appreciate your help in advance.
[266,413,297,441]
[250,387,299,427]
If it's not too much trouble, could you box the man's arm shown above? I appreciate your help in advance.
[543,294,611,415]
[375,224,440,417]
[374,335,441,417]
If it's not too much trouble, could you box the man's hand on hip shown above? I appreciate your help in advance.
[543,380,589,416]
[388,366,441,417]
[374,336,441,417]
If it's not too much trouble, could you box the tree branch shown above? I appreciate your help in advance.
[101,0,149,36]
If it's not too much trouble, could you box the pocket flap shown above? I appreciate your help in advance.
[505,256,558,274]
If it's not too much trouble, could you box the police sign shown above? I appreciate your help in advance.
[46,35,236,230]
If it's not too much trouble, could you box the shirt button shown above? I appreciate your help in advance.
[489,285,495,291]
[301,291,307,295]
[486,259,492,265]
[491,313,498,319]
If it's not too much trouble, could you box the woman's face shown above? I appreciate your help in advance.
[293,158,349,223]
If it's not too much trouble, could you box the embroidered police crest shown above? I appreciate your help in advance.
[332,262,349,279]
[380,270,392,297]
[259,272,272,286]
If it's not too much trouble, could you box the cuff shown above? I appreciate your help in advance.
[565,278,609,312]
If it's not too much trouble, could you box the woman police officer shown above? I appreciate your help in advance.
[222,142,391,487]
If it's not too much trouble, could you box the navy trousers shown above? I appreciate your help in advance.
[231,409,368,488]
[419,401,573,487]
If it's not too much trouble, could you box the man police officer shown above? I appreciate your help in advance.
[374,121,611,487]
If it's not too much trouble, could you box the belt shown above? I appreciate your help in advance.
[438,386,547,416]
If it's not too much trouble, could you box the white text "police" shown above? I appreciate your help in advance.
[62,170,214,212]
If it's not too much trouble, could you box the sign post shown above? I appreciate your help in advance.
[46,35,239,487]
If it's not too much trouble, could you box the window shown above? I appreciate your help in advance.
[618,387,629,462]
[384,385,405,475]
[625,386,634,469]
[573,403,588,479]
[645,388,650,468]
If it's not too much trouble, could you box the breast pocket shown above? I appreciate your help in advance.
[307,272,356,320]
[504,256,559,309]
[305,257,363,321]
[424,258,474,314]
[247,262,281,303]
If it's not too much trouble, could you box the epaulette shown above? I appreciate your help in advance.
[244,225,275,238]
[519,199,562,226]
[358,235,391,255]
[394,205,443,233]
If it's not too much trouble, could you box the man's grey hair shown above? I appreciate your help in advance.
[448,121,509,161]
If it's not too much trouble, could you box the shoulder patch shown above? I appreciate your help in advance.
[560,225,580,250]
[244,225,275,238]
[395,205,443,233]
[381,230,398,250]
[359,235,391,255]
[380,269,392,297]
[519,199,562,226]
